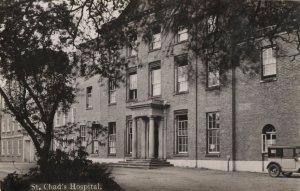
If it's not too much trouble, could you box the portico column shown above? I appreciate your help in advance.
[158,118,164,159]
[140,118,146,159]
[132,117,137,158]
[148,117,155,158]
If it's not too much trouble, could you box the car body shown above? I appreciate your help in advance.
[266,146,300,177]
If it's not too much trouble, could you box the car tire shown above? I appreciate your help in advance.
[282,172,293,177]
[268,164,281,177]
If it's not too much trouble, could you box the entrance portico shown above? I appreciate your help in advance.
[127,99,169,159]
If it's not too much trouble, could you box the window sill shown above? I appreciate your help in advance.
[108,103,117,106]
[206,86,220,91]
[125,154,132,157]
[126,99,138,103]
[205,153,221,158]
[260,77,277,83]
[148,48,161,53]
[86,107,93,110]
[149,95,162,99]
[173,91,189,96]
[108,154,116,157]
[173,153,188,157]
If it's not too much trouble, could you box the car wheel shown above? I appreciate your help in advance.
[268,164,281,177]
[282,172,293,177]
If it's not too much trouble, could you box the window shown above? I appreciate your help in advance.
[150,63,161,97]
[108,122,116,155]
[17,139,22,155]
[71,108,76,123]
[262,124,276,153]
[92,124,99,154]
[11,140,14,155]
[128,70,137,100]
[150,26,161,50]
[2,118,5,133]
[207,112,220,153]
[80,125,86,142]
[108,79,116,104]
[126,119,133,154]
[63,113,68,125]
[86,86,92,109]
[128,34,138,57]
[12,119,15,132]
[207,60,220,88]
[175,112,188,154]
[175,55,188,92]
[176,26,188,42]
[7,140,9,155]
[207,16,216,33]
[7,118,10,132]
[56,111,61,127]
[262,46,276,78]
[17,123,21,131]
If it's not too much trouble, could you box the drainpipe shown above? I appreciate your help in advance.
[231,51,236,171]
[195,10,199,169]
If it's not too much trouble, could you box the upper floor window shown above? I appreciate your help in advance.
[127,33,138,57]
[108,122,116,155]
[150,26,161,50]
[175,55,188,93]
[262,46,276,78]
[86,86,92,109]
[207,60,220,88]
[127,68,137,101]
[175,111,188,154]
[150,62,161,97]
[207,112,220,154]
[207,16,216,33]
[108,79,116,104]
[176,26,188,43]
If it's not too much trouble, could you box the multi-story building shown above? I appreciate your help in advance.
[53,5,300,172]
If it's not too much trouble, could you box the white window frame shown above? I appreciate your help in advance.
[176,113,188,154]
[92,128,99,154]
[150,67,161,97]
[6,140,9,155]
[17,139,22,155]
[1,140,4,155]
[175,55,188,93]
[177,27,188,42]
[108,79,116,104]
[262,46,276,78]
[86,86,93,109]
[207,60,220,88]
[71,108,76,123]
[262,128,276,153]
[108,122,116,155]
[150,26,161,50]
[128,72,137,100]
[207,112,220,154]
[80,125,86,142]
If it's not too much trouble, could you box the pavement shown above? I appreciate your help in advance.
[0,163,299,191]
[111,167,300,191]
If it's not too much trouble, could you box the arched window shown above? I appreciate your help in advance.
[261,124,276,153]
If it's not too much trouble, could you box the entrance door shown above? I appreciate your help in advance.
[24,140,31,162]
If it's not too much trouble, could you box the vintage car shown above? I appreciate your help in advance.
[267,146,300,177]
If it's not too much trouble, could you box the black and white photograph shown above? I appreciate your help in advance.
[0,0,299,190]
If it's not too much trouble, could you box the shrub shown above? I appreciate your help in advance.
[1,149,122,191]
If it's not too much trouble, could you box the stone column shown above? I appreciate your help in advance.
[140,118,146,159]
[132,117,137,158]
[148,117,155,158]
[158,118,164,159]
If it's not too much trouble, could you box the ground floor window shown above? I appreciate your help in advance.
[262,124,276,153]
[18,139,22,155]
[108,122,116,155]
[92,124,100,154]
[175,111,188,154]
[207,112,220,153]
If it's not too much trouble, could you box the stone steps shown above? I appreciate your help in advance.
[109,159,174,169]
